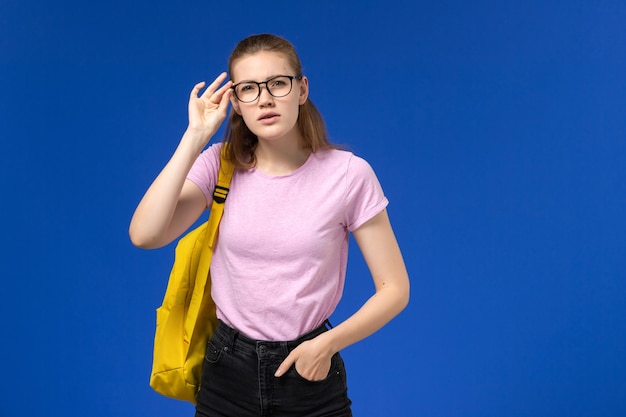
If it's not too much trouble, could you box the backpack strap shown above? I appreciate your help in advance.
[204,145,235,250]
[184,145,235,340]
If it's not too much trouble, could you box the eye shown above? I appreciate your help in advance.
[270,77,289,88]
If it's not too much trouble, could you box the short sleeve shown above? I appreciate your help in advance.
[344,155,389,231]
[186,142,223,206]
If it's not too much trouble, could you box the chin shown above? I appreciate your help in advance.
[253,126,297,142]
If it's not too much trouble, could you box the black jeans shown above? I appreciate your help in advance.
[195,320,353,417]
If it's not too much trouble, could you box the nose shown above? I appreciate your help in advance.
[257,84,274,105]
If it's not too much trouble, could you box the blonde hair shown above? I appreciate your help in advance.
[224,34,334,168]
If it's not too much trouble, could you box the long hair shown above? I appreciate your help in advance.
[224,34,334,168]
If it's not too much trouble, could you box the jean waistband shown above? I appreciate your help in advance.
[213,320,331,355]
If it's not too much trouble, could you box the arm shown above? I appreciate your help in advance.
[275,209,410,380]
[129,73,233,248]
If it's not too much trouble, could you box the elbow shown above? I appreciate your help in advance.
[394,275,411,313]
[378,274,410,315]
[129,232,152,249]
[129,225,162,249]
[130,236,152,250]
[398,282,410,312]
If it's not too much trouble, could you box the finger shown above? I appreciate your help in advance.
[200,72,228,98]
[208,80,233,104]
[190,81,206,98]
[217,88,233,113]
[213,89,232,120]
[274,351,297,377]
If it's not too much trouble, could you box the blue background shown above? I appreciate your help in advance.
[2,1,625,416]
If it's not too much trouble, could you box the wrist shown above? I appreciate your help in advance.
[181,126,213,152]
[317,329,340,356]
[187,123,214,136]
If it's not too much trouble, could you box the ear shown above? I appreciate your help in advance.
[230,94,241,115]
[298,76,309,105]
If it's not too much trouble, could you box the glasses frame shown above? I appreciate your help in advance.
[231,74,303,103]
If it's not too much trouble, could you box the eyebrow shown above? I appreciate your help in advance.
[235,74,289,84]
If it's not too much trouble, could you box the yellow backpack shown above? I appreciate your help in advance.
[149,147,235,404]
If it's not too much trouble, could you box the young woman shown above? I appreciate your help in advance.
[130,34,409,417]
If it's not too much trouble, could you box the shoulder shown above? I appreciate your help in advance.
[198,141,224,163]
[187,142,225,189]
[190,142,224,174]
[308,148,379,184]
[311,148,363,169]
[320,148,377,174]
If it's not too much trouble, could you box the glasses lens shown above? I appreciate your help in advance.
[267,76,292,98]
[235,82,260,102]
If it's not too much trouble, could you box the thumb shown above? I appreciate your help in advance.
[275,351,297,377]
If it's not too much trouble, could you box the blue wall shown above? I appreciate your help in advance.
[2,1,625,416]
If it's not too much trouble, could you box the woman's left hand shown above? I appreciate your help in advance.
[274,337,333,381]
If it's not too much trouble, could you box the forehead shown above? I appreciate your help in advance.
[230,51,295,83]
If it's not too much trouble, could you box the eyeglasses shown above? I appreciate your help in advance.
[231,75,303,103]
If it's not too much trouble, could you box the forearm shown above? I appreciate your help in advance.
[322,281,409,354]
[130,75,233,248]
[321,209,410,355]
[129,128,211,248]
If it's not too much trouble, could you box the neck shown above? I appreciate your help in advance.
[254,135,310,176]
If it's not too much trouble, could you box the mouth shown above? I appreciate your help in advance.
[258,112,280,121]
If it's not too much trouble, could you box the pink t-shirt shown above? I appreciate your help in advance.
[187,142,388,341]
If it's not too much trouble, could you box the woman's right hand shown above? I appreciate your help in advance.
[187,72,233,139]
[129,73,233,248]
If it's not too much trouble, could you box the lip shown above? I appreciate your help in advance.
[258,112,280,122]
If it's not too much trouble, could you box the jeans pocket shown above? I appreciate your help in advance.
[290,353,343,384]
[205,340,224,364]
[277,353,351,415]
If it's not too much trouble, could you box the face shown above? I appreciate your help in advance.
[230,51,308,142]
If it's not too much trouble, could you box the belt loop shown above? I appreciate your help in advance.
[324,319,333,329]
[223,320,237,351]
